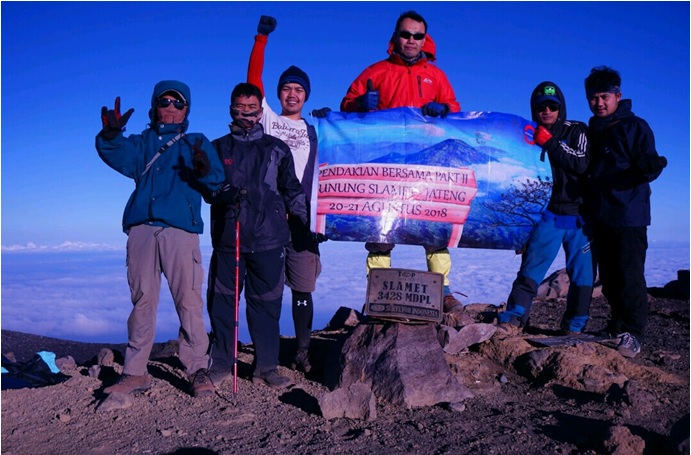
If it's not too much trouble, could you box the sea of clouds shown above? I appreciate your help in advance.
[1,240,688,344]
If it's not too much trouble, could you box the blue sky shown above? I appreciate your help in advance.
[1,1,689,249]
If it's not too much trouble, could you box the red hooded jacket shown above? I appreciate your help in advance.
[340,34,461,113]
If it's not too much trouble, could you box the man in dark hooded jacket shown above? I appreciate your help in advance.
[497,82,593,334]
[96,80,225,398]
[584,66,667,358]
[205,82,308,389]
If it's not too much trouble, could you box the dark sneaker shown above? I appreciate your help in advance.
[103,374,151,395]
[443,294,462,312]
[190,369,215,397]
[208,368,233,387]
[252,369,293,389]
[291,350,312,374]
[617,332,641,358]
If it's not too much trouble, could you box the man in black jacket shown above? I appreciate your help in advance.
[205,82,308,389]
[584,66,667,358]
[498,81,593,335]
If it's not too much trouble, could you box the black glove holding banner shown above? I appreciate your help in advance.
[421,102,450,118]
[257,15,277,35]
[100,97,134,140]
[191,138,211,178]
[311,232,328,243]
[311,107,332,118]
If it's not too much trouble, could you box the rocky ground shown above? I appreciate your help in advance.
[1,288,689,455]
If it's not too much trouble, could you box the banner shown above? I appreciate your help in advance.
[314,108,552,251]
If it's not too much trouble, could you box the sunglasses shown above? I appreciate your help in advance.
[537,102,560,113]
[155,98,187,110]
[398,31,426,40]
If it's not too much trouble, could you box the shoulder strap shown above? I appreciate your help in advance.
[141,132,185,177]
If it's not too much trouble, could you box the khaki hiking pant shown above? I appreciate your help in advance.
[123,225,209,378]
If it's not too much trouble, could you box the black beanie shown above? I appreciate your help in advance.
[277,66,311,101]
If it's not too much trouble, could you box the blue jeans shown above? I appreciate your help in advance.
[499,212,594,332]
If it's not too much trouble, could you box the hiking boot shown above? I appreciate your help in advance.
[208,368,233,387]
[616,332,641,358]
[443,294,462,312]
[291,350,312,374]
[190,369,215,397]
[252,369,293,389]
[103,374,151,395]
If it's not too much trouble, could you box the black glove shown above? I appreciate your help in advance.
[311,107,331,118]
[357,79,379,111]
[421,102,450,118]
[191,138,211,178]
[311,232,328,243]
[211,184,246,205]
[100,97,134,140]
[257,15,277,35]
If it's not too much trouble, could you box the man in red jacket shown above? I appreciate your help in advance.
[340,10,463,311]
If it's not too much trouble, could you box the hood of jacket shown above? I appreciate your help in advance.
[530,81,566,126]
[387,33,437,61]
[149,80,191,131]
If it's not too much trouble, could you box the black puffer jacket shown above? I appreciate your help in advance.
[587,99,667,227]
[531,81,590,216]
[208,123,307,253]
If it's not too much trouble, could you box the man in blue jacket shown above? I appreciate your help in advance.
[96,80,225,397]
[205,82,308,389]
[584,66,667,358]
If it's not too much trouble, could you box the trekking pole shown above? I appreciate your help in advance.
[233,207,241,395]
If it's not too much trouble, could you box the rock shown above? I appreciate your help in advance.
[600,425,645,455]
[441,306,475,328]
[334,322,473,407]
[326,306,366,329]
[536,268,602,300]
[318,383,377,421]
[96,349,114,367]
[55,355,77,373]
[439,323,496,354]
[668,413,690,455]
[96,392,133,412]
[648,269,690,300]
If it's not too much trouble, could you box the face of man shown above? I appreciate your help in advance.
[395,18,426,59]
[279,82,306,119]
[588,91,621,118]
[535,102,560,127]
[156,95,188,124]
[230,95,263,129]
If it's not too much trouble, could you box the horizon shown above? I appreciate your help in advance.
[2,241,688,345]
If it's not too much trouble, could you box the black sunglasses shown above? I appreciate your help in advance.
[398,31,426,40]
[155,98,187,110]
[537,102,560,113]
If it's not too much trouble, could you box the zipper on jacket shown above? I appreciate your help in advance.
[417,75,422,98]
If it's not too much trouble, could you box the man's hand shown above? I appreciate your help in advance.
[533,126,553,146]
[357,79,379,111]
[311,107,331,118]
[212,184,246,205]
[421,102,450,118]
[257,15,277,35]
[191,138,211,178]
[100,97,134,140]
[311,232,328,243]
